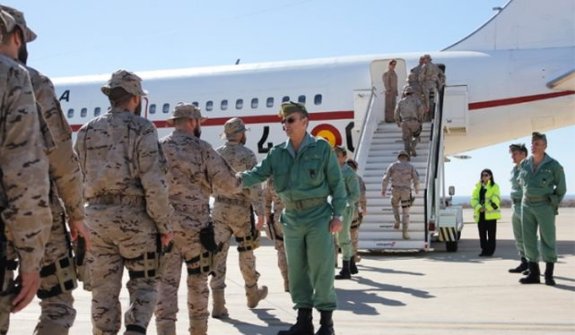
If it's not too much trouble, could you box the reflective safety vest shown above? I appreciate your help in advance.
[470,182,502,222]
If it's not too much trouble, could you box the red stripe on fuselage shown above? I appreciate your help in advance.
[468,91,574,110]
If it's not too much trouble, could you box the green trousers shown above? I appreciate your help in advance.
[522,202,557,263]
[511,203,525,258]
[336,206,354,261]
[283,216,337,311]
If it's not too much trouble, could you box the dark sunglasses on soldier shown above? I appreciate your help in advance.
[281,117,299,124]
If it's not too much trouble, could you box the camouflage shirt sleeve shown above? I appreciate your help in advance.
[381,164,393,191]
[30,69,85,221]
[0,61,51,273]
[263,180,273,217]
[136,124,172,234]
[204,143,241,196]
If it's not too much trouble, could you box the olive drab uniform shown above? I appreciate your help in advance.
[381,153,419,240]
[510,164,525,259]
[241,133,347,312]
[335,163,360,277]
[210,125,268,316]
[383,67,398,123]
[263,178,289,292]
[156,104,241,335]
[75,70,172,335]
[394,90,424,157]
[518,154,566,265]
[0,48,52,333]
[351,175,367,262]
[27,65,85,335]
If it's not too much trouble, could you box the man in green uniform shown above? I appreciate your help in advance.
[333,146,360,280]
[240,101,346,335]
[508,143,528,273]
[518,132,566,286]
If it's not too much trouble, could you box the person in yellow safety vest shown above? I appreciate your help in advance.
[470,169,501,257]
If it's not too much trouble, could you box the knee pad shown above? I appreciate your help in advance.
[37,256,77,299]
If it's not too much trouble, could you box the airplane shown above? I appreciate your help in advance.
[53,0,574,251]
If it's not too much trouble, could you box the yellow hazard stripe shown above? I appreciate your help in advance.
[439,227,457,242]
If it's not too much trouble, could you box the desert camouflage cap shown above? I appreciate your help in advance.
[0,5,36,42]
[0,9,17,37]
[101,70,146,97]
[397,150,410,158]
[403,85,414,94]
[166,102,205,126]
[279,101,309,119]
[532,131,547,143]
[223,117,247,135]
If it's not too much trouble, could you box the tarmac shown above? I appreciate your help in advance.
[9,208,575,335]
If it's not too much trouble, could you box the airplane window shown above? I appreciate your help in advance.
[236,99,243,110]
[67,108,74,118]
[81,108,87,118]
[206,101,213,111]
[94,107,101,117]
[162,103,170,114]
[149,104,156,114]
[221,99,228,111]
[282,96,290,103]
[192,101,199,107]
[314,94,322,105]
[298,95,306,104]
[251,98,258,109]
[266,97,274,108]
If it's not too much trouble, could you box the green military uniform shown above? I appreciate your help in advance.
[510,164,525,258]
[337,164,360,262]
[241,132,346,311]
[518,154,566,264]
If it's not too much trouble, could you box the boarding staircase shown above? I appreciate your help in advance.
[356,89,444,251]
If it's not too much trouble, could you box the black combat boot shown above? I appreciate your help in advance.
[509,257,528,273]
[544,262,556,286]
[519,262,540,284]
[277,308,314,335]
[349,257,358,275]
[315,310,335,335]
[335,260,351,280]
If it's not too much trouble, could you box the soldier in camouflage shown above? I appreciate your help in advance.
[381,151,419,240]
[210,117,268,318]
[395,86,424,157]
[155,103,241,335]
[263,178,289,292]
[346,159,367,273]
[0,6,90,334]
[419,54,445,121]
[75,70,173,335]
[0,10,52,334]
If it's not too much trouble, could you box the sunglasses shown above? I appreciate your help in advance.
[281,116,300,124]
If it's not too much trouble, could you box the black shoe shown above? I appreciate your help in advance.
[350,257,358,275]
[519,262,541,284]
[544,262,556,286]
[278,308,314,335]
[509,257,528,273]
[335,260,351,280]
[315,310,335,335]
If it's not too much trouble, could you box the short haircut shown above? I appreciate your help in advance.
[107,87,134,107]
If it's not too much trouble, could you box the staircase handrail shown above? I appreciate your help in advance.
[355,86,378,176]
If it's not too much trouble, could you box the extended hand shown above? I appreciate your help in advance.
[161,232,173,247]
[11,271,40,313]
[70,219,92,251]
[256,215,265,231]
[329,217,343,233]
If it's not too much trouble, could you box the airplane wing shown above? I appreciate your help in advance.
[547,69,575,91]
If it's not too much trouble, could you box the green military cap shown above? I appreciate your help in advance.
[334,145,347,156]
[166,102,206,126]
[509,143,527,154]
[101,70,147,97]
[279,101,309,119]
[532,131,547,143]
[0,5,36,42]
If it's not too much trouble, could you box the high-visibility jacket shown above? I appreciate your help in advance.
[470,182,501,222]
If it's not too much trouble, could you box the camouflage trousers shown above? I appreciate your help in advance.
[401,120,421,155]
[271,218,289,291]
[86,203,160,335]
[155,227,210,335]
[35,209,77,335]
[210,206,261,292]
[350,212,363,261]
[391,188,412,229]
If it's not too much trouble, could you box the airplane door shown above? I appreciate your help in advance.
[369,59,407,124]
[443,85,469,133]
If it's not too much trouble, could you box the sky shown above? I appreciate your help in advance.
[5,0,574,196]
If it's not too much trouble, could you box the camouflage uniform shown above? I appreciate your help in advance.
[419,55,445,121]
[381,152,419,240]
[263,178,289,292]
[0,14,52,333]
[350,175,367,263]
[382,61,398,123]
[394,88,424,157]
[406,73,427,112]
[210,118,267,316]
[75,70,172,335]
[155,103,240,335]
[0,7,86,334]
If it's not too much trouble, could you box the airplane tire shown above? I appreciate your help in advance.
[446,241,458,252]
